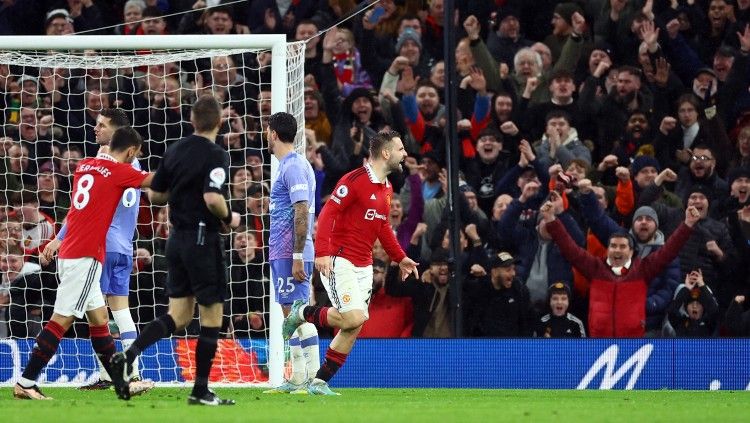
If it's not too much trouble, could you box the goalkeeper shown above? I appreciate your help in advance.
[43,108,153,393]
[262,112,320,394]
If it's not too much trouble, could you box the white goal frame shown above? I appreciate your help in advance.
[0,34,292,387]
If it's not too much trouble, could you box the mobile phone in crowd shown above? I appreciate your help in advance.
[368,6,385,24]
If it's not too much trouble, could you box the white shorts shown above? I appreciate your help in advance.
[320,256,373,319]
[54,258,105,319]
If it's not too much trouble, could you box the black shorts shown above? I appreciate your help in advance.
[165,229,227,306]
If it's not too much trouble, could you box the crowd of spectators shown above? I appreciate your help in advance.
[1,0,750,342]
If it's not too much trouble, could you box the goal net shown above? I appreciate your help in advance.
[0,35,304,387]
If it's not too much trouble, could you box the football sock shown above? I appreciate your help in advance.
[288,334,306,385]
[191,326,220,398]
[112,308,139,377]
[126,314,176,365]
[315,347,347,382]
[298,323,320,380]
[20,320,66,386]
[90,324,116,376]
[302,305,330,328]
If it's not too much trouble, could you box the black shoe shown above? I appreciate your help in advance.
[187,390,236,406]
[79,379,113,390]
[109,352,131,401]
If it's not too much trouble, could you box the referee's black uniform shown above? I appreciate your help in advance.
[151,134,230,305]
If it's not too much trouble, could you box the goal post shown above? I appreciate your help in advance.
[0,34,305,387]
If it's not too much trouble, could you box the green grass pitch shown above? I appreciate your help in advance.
[2,388,749,422]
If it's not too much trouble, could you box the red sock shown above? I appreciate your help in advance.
[315,347,347,382]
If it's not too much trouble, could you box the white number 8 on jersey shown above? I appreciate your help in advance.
[73,174,94,210]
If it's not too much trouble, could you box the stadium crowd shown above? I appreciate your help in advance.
[1,0,750,344]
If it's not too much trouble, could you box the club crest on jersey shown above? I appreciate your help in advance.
[342,294,351,304]
[336,185,349,198]
[385,194,391,207]
[209,167,226,189]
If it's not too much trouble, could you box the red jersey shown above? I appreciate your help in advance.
[59,154,148,263]
[315,164,406,267]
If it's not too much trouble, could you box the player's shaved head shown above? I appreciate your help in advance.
[268,112,297,143]
[191,95,222,132]
[110,126,143,152]
[99,108,130,128]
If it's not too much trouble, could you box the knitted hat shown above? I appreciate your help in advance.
[592,40,614,58]
[727,166,750,186]
[684,184,711,204]
[430,248,450,265]
[553,2,584,26]
[496,6,521,23]
[548,281,571,298]
[631,155,660,175]
[632,206,659,226]
[395,28,422,52]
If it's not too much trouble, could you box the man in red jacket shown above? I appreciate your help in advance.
[539,191,700,337]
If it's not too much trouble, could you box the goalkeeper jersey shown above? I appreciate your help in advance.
[315,163,406,267]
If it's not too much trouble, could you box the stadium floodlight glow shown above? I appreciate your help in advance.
[0,34,306,388]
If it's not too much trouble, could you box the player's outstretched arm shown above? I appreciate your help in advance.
[148,188,169,205]
[140,172,156,188]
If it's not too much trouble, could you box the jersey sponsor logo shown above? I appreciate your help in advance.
[336,185,349,198]
[370,194,376,200]
[290,183,308,193]
[364,208,387,221]
[209,167,226,189]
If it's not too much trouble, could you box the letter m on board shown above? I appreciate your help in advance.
[577,344,654,390]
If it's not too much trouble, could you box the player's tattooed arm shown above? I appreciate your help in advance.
[293,201,309,254]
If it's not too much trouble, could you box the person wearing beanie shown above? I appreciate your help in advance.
[543,2,585,62]
[577,180,681,336]
[486,6,534,67]
[637,177,737,310]
[666,269,719,337]
[533,282,586,337]
[392,27,431,79]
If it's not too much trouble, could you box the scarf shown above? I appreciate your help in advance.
[606,258,632,276]
[527,239,550,304]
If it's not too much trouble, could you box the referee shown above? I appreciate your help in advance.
[110,95,239,405]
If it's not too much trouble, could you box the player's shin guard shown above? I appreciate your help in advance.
[191,326,220,398]
[112,309,139,377]
[19,320,66,387]
[302,305,330,328]
[90,324,117,376]
[297,323,320,380]
[126,314,176,366]
[288,334,306,385]
[315,347,347,383]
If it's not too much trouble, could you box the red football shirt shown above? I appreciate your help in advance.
[59,154,148,263]
[315,163,406,267]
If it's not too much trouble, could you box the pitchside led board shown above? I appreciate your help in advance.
[2,339,749,390]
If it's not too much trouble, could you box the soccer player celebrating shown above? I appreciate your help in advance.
[44,109,151,391]
[109,95,240,405]
[283,130,419,395]
[262,112,320,394]
[14,127,153,400]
